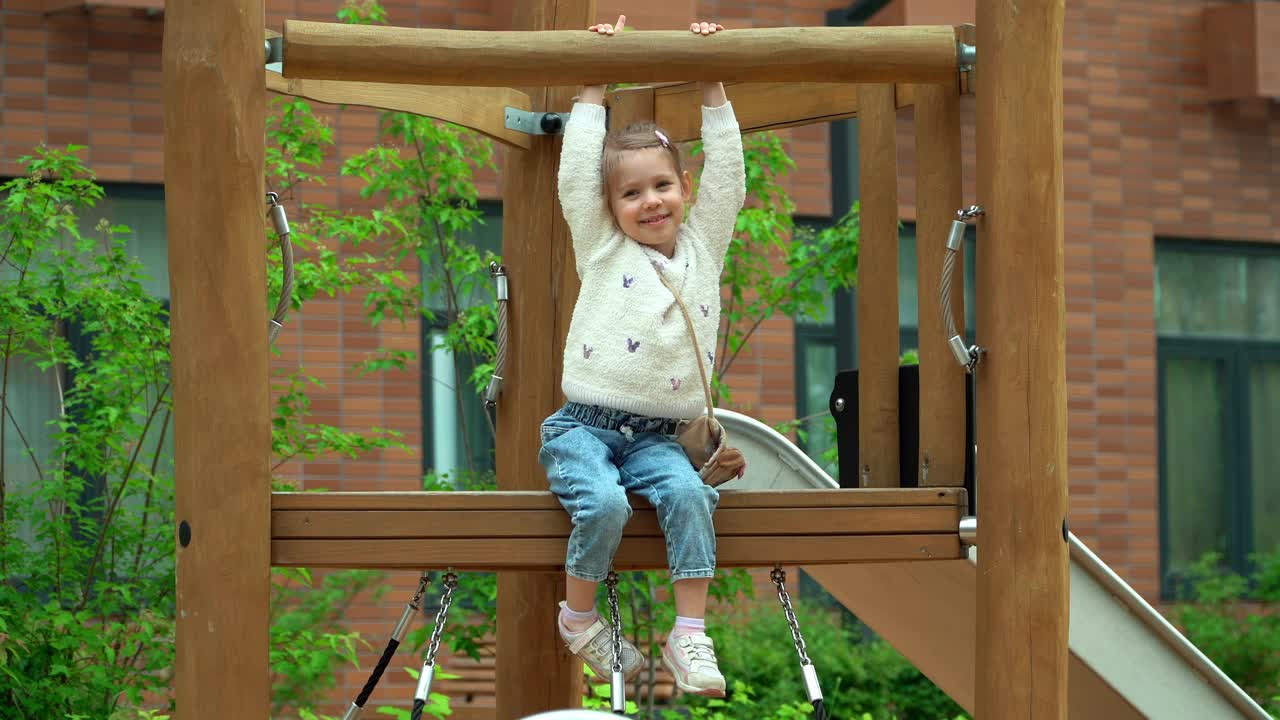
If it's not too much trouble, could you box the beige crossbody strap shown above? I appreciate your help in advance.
[655,269,716,421]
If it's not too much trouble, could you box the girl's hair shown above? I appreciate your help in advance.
[601,122,684,193]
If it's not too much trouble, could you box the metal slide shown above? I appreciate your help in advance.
[714,409,1272,720]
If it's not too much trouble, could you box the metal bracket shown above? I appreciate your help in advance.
[265,36,283,74]
[504,108,571,136]
[265,36,283,65]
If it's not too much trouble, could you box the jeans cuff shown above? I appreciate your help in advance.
[670,568,716,581]
[566,566,610,583]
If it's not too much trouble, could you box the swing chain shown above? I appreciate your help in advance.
[604,571,627,715]
[408,572,432,611]
[425,572,459,665]
[605,571,623,674]
[770,566,811,666]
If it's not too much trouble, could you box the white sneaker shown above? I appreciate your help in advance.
[661,633,726,697]
[558,602,644,681]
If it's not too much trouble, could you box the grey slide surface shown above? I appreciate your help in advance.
[713,409,1271,720]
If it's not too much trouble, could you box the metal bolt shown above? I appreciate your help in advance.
[833,398,846,413]
[539,113,564,134]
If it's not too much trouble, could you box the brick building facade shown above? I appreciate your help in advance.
[3,0,1277,715]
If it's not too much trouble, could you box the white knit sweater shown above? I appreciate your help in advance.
[557,101,745,420]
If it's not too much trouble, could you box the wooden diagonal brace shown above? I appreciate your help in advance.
[265,72,534,149]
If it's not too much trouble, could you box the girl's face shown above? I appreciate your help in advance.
[608,147,692,259]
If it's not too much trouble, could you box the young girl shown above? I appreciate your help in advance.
[537,16,744,699]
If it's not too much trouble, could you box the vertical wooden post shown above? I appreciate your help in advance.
[913,79,966,487]
[163,0,270,718]
[856,83,901,488]
[974,0,1069,718]
[495,0,594,716]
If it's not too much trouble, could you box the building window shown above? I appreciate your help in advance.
[2,183,170,541]
[793,220,976,471]
[420,201,502,480]
[1156,240,1280,595]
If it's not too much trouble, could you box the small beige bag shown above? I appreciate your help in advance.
[656,270,747,487]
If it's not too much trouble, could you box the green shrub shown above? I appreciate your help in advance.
[700,598,967,720]
[1173,549,1280,716]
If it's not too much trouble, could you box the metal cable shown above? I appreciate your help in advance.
[342,573,433,720]
[940,245,960,342]
[484,263,508,409]
[267,192,295,345]
[943,206,985,372]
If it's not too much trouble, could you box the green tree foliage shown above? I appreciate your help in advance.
[0,146,177,718]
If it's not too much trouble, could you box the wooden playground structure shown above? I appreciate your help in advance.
[161,0,1065,717]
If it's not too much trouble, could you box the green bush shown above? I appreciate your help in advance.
[1173,549,1280,716]
[699,597,967,720]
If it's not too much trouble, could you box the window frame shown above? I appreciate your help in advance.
[418,199,502,479]
[1155,237,1280,597]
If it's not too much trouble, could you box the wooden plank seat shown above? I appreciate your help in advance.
[271,488,967,570]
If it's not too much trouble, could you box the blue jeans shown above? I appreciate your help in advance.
[539,402,719,582]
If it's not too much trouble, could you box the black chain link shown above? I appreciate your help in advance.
[770,566,812,666]
[425,572,459,665]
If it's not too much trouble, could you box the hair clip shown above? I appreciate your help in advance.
[654,130,671,148]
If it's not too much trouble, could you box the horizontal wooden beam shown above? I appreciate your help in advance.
[275,505,960,538]
[269,488,966,570]
[282,21,962,88]
[265,73,533,150]
[273,535,962,570]
[272,487,966,510]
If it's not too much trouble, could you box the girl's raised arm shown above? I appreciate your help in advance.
[685,100,746,261]
[556,15,626,264]
[684,23,744,260]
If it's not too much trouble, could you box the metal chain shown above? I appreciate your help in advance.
[605,571,623,673]
[408,572,432,612]
[770,566,811,666]
[965,345,986,374]
[425,572,459,665]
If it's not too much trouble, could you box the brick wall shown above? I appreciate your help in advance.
[4,0,1279,713]
[861,0,1280,597]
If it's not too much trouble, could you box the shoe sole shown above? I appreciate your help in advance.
[661,647,726,698]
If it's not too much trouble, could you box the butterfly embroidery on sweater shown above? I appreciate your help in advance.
[670,378,682,391]
[699,304,709,317]
[707,351,714,365]
[622,273,636,289]
[583,344,593,360]
[626,338,640,353]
